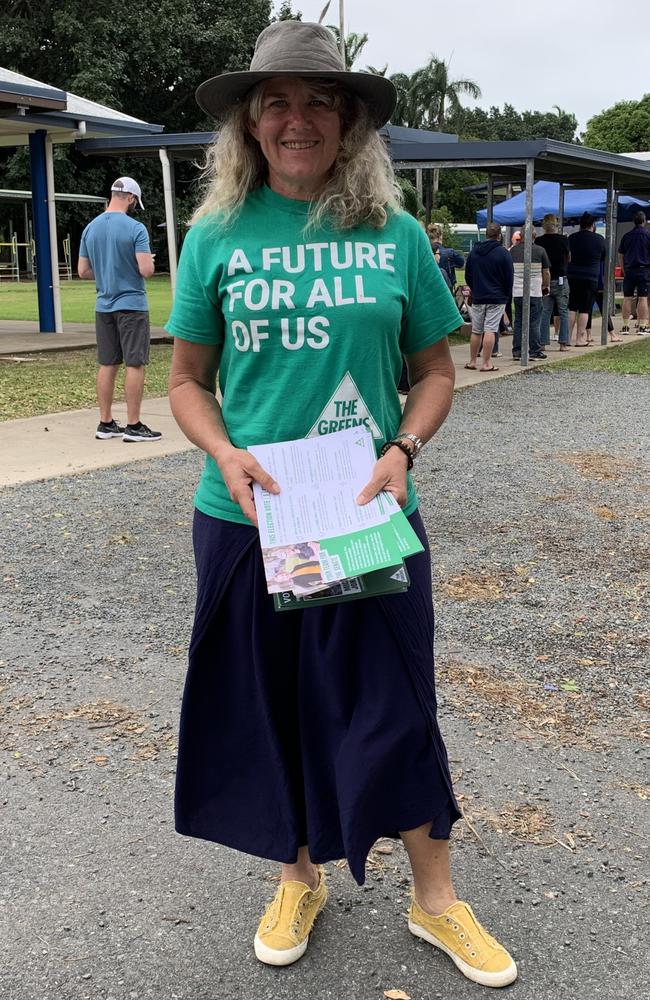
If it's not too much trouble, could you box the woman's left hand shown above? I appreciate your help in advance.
[356,447,409,508]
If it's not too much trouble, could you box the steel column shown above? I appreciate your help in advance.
[45,137,63,333]
[601,172,617,346]
[487,175,494,225]
[505,182,513,247]
[159,148,178,299]
[28,130,55,333]
[558,184,565,230]
[415,168,423,203]
[521,159,535,367]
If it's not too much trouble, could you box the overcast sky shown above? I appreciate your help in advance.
[292,0,646,133]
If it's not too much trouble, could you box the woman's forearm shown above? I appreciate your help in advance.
[399,367,455,446]
[169,381,233,462]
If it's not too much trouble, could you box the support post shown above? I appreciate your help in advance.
[601,172,616,347]
[558,184,565,231]
[28,130,55,333]
[339,0,346,64]
[487,175,494,226]
[159,148,178,299]
[521,159,535,367]
[45,137,63,333]
[415,168,423,204]
[505,182,513,248]
[424,170,432,223]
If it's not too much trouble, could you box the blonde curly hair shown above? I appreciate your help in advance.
[190,79,402,231]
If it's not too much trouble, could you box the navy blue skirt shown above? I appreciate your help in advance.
[175,508,461,885]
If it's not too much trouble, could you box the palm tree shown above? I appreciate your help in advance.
[365,64,388,77]
[327,26,369,69]
[409,57,481,130]
[388,72,418,128]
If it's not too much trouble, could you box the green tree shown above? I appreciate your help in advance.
[0,1,271,133]
[460,103,578,143]
[273,1,302,20]
[326,26,369,70]
[388,72,417,127]
[583,95,650,152]
[428,206,461,248]
[437,170,485,222]
[0,1,272,253]
[395,176,423,218]
[407,57,481,130]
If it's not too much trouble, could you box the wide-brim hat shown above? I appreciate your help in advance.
[196,20,397,129]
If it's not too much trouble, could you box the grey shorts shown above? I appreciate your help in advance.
[96,311,150,366]
[470,303,505,335]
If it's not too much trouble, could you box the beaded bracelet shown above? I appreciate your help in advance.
[380,439,414,470]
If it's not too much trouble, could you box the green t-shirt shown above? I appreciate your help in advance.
[166,186,462,524]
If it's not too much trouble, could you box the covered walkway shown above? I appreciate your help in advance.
[392,139,650,365]
[0,66,162,333]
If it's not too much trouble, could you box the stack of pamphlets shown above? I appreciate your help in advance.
[248,427,423,610]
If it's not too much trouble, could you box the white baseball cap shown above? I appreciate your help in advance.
[111,176,144,210]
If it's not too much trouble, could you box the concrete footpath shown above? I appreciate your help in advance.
[1,320,629,488]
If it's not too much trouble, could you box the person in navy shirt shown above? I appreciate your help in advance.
[618,210,650,334]
[567,213,606,347]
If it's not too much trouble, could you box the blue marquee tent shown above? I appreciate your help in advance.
[476,180,650,226]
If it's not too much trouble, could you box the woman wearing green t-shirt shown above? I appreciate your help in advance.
[166,20,516,989]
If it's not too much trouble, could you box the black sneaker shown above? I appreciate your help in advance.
[96,419,125,440]
[122,422,162,443]
[512,352,521,360]
[530,351,548,359]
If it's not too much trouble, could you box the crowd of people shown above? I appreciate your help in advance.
[423,209,650,371]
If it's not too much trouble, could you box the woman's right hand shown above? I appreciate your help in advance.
[214,445,280,526]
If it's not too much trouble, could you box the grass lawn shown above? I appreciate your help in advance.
[0,275,173,326]
[546,337,650,375]
[0,345,173,421]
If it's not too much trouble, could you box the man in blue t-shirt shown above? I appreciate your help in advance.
[618,210,650,335]
[78,176,162,442]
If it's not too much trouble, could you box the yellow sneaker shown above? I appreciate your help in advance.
[408,898,517,988]
[254,868,328,966]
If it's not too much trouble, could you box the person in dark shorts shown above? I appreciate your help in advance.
[78,177,162,441]
[567,213,606,346]
[464,223,514,371]
[618,210,650,334]
[536,214,570,351]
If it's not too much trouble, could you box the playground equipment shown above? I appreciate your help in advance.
[0,234,35,281]
[0,232,72,282]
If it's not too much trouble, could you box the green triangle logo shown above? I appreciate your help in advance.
[306,371,382,439]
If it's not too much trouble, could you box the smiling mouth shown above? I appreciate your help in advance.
[281,140,319,150]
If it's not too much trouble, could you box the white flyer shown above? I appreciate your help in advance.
[249,427,390,549]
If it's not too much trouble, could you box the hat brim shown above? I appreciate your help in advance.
[196,70,397,129]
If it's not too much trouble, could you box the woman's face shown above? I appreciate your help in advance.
[248,77,342,200]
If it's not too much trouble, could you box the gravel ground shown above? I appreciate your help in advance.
[1,370,648,1000]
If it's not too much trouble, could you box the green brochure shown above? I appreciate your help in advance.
[273,564,411,611]
[248,427,423,603]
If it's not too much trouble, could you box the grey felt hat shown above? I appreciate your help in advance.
[196,20,397,128]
